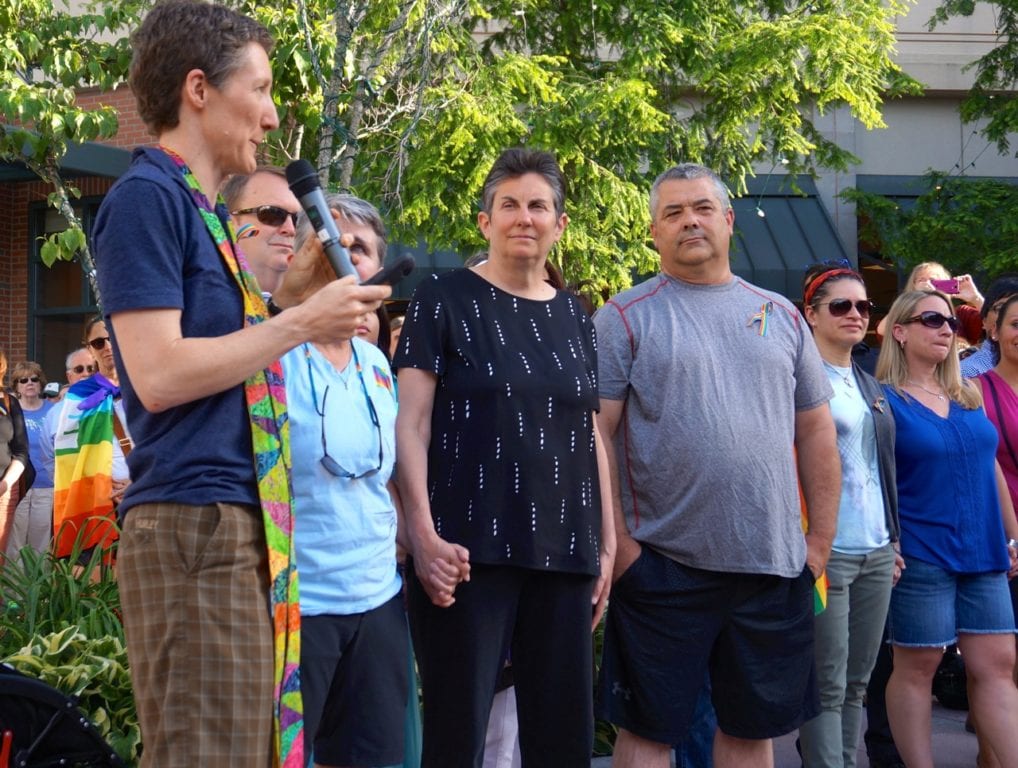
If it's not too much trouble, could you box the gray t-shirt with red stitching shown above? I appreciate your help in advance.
[594,273,833,578]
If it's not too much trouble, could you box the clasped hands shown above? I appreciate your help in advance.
[413,532,471,608]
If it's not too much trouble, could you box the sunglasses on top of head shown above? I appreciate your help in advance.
[902,311,960,332]
[812,298,874,317]
[230,205,300,228]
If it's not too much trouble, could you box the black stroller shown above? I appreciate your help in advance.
[0,664,125,767]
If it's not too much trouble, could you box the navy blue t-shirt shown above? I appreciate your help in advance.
[92,147,258,514]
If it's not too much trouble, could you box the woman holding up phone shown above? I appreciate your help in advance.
[876,262,983,346]
[877,289,1018,768]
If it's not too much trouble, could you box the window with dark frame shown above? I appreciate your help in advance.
[28,199,102,385]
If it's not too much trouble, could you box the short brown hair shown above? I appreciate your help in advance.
[11,361,46,391]
[129,0,273,135]
[481,148,567,216]
[83,315,106,345]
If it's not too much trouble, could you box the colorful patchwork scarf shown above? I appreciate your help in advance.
[51,374,120,558]
[160,147,304,768]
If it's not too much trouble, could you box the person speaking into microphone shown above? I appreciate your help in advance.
[90,3,390,767]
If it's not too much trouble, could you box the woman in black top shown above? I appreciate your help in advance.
[395,148,614,768]
[0,348,31,561]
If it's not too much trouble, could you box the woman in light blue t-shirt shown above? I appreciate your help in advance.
[798,264,900,768]
[277,193,411,768]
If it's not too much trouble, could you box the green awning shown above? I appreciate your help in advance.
[0,135,131,182]
[730,176,849,299]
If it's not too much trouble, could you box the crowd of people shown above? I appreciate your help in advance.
[0,2,1016,768]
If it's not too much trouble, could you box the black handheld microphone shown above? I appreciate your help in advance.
[285,159,357,279]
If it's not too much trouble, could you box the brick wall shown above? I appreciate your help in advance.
[75,86,153,148]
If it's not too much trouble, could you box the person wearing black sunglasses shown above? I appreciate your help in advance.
[49,316,131,563]
[4,360,52,562]
[797,265,901,768]
[223,166,301,297]
[33,347,99,525]
[876,289,1018,768]
[65,348,96,386]
[278,192,412,768]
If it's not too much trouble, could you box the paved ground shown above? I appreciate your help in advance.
[591,700,977,767]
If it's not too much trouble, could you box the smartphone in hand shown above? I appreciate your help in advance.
[930,278,959,295]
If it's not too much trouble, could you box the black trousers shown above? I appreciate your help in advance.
[408,562,596,768]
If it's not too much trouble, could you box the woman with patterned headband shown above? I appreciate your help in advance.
[878,289,1018,768]
[796,265,900,768]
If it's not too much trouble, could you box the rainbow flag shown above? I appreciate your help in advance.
[52,375,120,558]
[798,482,828,614]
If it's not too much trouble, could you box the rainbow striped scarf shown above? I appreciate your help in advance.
[161,148,303,767]
[52,374,120,559]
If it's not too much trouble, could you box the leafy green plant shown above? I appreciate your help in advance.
[0,538,121,659]
[841,171,1018,278]
[3,626,140,764]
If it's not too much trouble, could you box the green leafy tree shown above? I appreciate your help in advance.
[5,0,917,297]
[0,0,140,298]
[242,0,918,296]
[840,171,1018,278]
[928,0,1018,156]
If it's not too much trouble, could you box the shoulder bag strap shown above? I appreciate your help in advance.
[111,402,133,458]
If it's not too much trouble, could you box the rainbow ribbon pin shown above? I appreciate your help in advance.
[748,301,772,336]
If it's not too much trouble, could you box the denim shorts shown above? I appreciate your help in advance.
[887,556,1017,647]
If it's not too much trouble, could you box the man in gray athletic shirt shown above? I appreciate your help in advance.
[594,163,841,768]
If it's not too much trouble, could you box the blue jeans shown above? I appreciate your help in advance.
[888,555,1016,646]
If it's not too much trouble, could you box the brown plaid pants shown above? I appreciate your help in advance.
[117,502,273,768]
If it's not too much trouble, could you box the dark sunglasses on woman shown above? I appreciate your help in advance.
[903,311,960,332]
[87,336,110,350]
[230,205,300,228]
[17,376,40,384]
[813,299,874,317]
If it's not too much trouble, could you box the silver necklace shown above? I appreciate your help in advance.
[823,361,854,389]
[907,379,946,401]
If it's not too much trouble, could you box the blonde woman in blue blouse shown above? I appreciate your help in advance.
[878,289,1018,768]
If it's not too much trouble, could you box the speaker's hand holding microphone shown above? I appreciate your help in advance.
[286,160,415,285]
[284,159,402,343]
